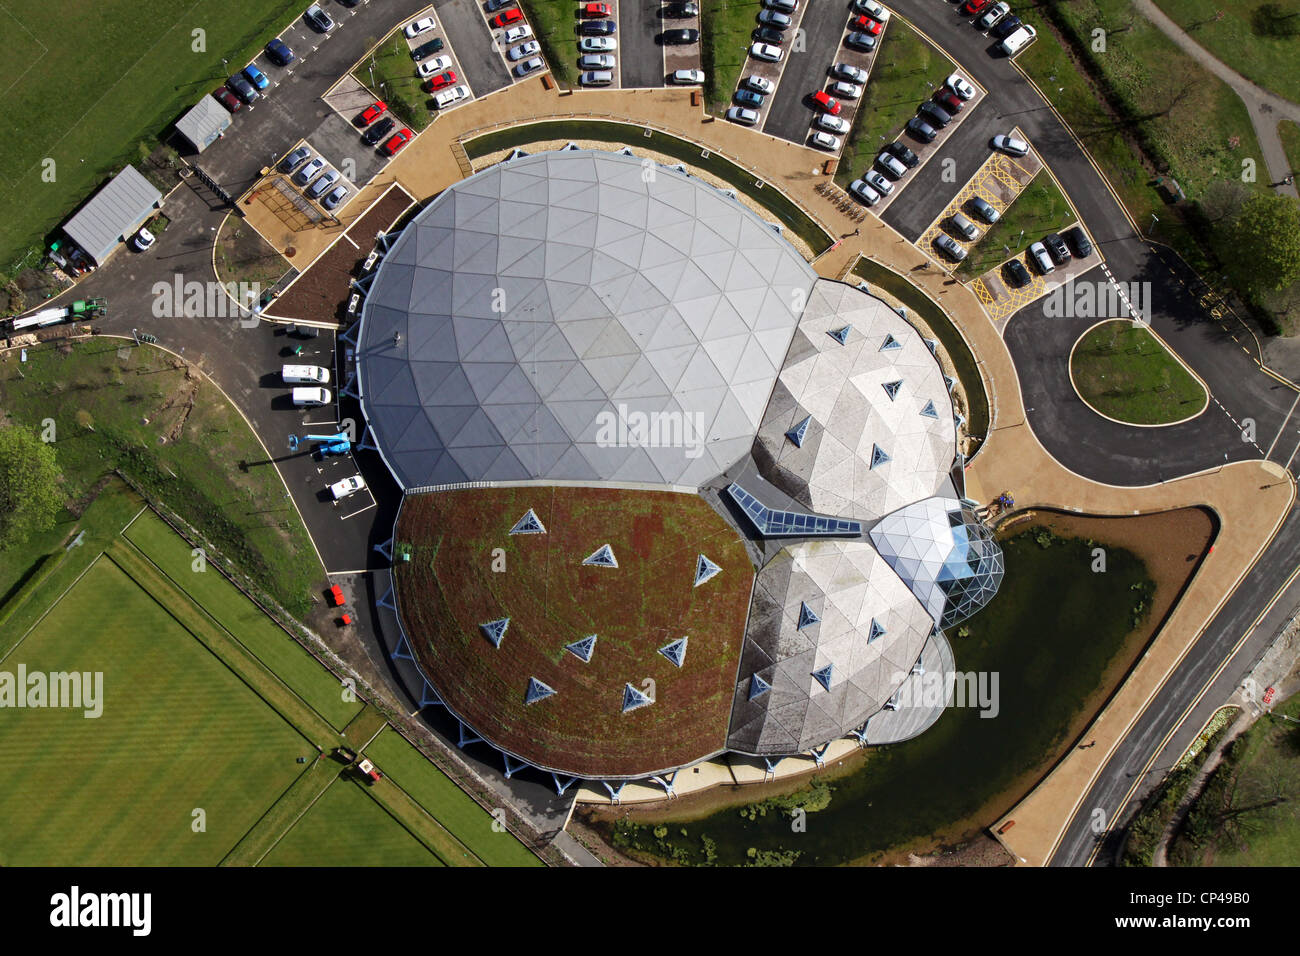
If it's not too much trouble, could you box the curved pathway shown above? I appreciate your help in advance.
[1134,0,1300,198]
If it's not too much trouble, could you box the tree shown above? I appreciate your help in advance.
[1225,193,1300,297]
[0,425,64,550]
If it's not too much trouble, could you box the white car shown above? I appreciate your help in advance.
[946,73,976,100]
[750,42,783,62]
[854,0,890,21]
[815,113,849,134]
[849,178,881,206]
[579,36,617,53]
[991,133,1030,156]
[726,106,759,125]
[515,56,545,76]
[811,131,841,151]
[1029,240,1055,273]
[976,1,1010,30]
[830,80,863,100]
[330,475,367,501]
[999,24,1036,55]
[132,228,156,251]
[417,55,454,77]
[672,69,705,84]
[435,84,470,108]
[508,39,540,60]
[864,169,893,195]
[504,24,534,43]
[876,151,907,179]
[832,63,869,84]
[743,74,775,94]
[404,16,436,38]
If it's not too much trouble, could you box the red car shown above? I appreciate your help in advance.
[358,101,387,126]
[491,8,524,27]
[851,15,884,34]
[812,89,841,115]
[425,70,458,92]
[961,0,991,13]
[383,128,414,156]
[212,87,242,112]
[581,2,611,17]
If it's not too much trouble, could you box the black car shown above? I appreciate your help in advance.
[1065,225,1093,258]
[906,117,937,142]
[917,101,952,127]
[753,26,785,44]
[1043,232,1071,265]
[1005,258,1032,287]
[663,27,699,44]
[411,37,445,60]
[990,14,1022,39]
[227,73,259,104]
[579,18,617,36]
[665,1,699,16]
[885,140,919,168]
[362,116,396,146]
[265,37,295,66]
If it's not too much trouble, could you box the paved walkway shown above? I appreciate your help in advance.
[1134,0,1300,199]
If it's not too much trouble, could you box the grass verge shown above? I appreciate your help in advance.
[1281,120,1300,176]
[701,0,764,112]
[956,171,1076,278]
[356,31,432,132]
[1151,0,1300,104]
[520,0,580,88]
[1070,319,1209,423]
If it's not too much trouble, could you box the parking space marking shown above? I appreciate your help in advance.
[475,1,548,86]
[661,2,702,85]
[788,13,891,156]
[339,501,377,520]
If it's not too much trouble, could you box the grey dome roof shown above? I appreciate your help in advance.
[355,149,818,490]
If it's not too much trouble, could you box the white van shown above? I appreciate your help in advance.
[1000,25,1037,55]
[292,386,332,406]
[580,70,614,87]
[281,364,330,385]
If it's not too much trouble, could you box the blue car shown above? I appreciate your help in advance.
[734,88,764,108]
[243,63,270,90]
[265,37,295,66]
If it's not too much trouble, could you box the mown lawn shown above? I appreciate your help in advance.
[1070,319,1209,424]
[701,0,764,112]
[521,0,580,88]
[1152,0,1300,103]
[0,0,304,275]
[0,557,309,866]
[0,340,325,616]
[835,17,955,189]
[1281,120,1300,176]
[357,31,432,132]
[956,171,1076,278]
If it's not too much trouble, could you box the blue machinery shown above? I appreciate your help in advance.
[288,432,352,456]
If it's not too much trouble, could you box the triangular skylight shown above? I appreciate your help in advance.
[566,635,597,663]
[583,544,618,567]
[920,400,939,419]
[867,618,886,642]
[870,444,891,468]
[880,333,902,351]
[694,554,722,587]
[812,664,834,691]
[524,677,555,705]
[509,508,546,535]
[622,683,653,713]
[882,380,903,401]
[924,338,938,355]
[480,618,509,648]
[827,325,851,345]
[797,602,820,630]
[944,375,956,392]
[785,415,811,448]
[748,674,771,700]
[659,637,688,668]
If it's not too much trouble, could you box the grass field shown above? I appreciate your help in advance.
[701,0,764,112]
[1070,319,1209,424]
[0,340,323,616]
[0,0,304,275]
[355,31,431,133]
[835,17,955,190]
[0,556,311,866]
[1152,0,1300,103]
[521,0,580,88]
[955,172,1076,279]
[262,777,442,866]
[1281,120,1300,175]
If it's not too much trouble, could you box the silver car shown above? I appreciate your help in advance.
[849,178,881,206]
[726,106,760,125]
[306,168,339,200]
[508,40,541,60]
[876,152,907,179]
[293,157,324,187]
[1029,241,1055,273]
[935,234,967,262]
[950,212,979,240]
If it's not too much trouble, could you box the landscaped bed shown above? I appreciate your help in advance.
[956,172,1076,279]
[1070,319,1209,424]
[355,30,432,133]
[393,486,755,778]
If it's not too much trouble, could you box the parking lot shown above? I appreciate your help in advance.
[971,230,1101,329]
[728,3,810,130]
[473,0,550,85]
[761,1,867,147]
[659,3,703,84]
[439,0,513,96]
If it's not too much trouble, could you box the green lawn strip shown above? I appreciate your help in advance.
[221,758,340,865]
[1172,691,1300,865]
[520,0,580,88]
[342,703,391,748]
[105,540,339,749]
[0,480,145,655]
[355,30,431,133]
[835,16,955,190]
[851,257,990,445]
[365,727,543,866]
[955,171,1076,278]
[0,341,324,616]
[123,510,361,730]
[1151,0,1300,104]
[360,773,483,866]
[1281,120,1300,176]
[1017,2,1267,274]
[1070,320,1208,423]
[259,775,445,867]
[0,0,306,274]
[701,0,764,112]
[0,558,308,866]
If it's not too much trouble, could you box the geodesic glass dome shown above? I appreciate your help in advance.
[868,497,1004,628]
